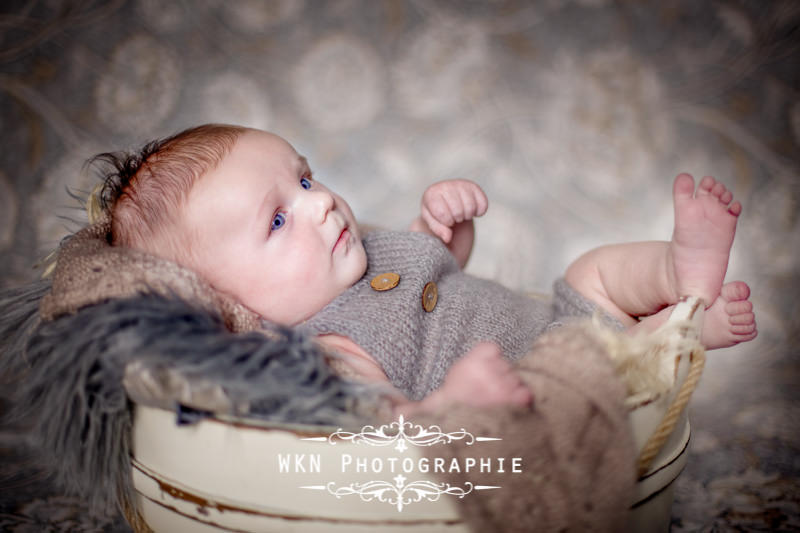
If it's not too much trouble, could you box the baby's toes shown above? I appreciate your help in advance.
[726,299,752,315]
[731,323,757,337]
[731,321,756,335]
[697,175,716,194]
[711,182,741,215]
[711,181,727,200]
[721,281,750,302]
[730,312,755,326]
[674,173,696,200]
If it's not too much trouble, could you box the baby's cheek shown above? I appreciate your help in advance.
[284,270,329,312]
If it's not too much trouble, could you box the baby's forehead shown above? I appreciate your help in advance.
[237,130,311,170]
[191,132,312,201]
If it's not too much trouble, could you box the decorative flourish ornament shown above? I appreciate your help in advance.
[321,478,475,512]
[303,415,500,452]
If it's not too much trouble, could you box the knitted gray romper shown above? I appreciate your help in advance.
[299,231,618,400]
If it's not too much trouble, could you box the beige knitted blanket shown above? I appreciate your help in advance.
[40,213,261,333]
[415,325,635,532]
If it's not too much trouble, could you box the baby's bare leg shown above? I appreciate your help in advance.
[565,240,675,327]
[565,174,741,326]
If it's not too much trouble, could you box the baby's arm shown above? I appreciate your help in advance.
[409,179,488,269]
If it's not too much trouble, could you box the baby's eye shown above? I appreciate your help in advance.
[270,212,287,232]
[300,176,312,190]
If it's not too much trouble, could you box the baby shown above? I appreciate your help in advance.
[98,124,757,416]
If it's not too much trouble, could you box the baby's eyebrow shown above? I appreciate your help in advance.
[297,155,312,175]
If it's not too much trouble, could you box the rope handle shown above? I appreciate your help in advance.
[634,295,707,477]
[636,344,706,477]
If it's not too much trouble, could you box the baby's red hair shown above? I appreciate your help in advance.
[95,124,248,263]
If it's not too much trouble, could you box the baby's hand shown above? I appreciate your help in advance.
[421,179,488,243]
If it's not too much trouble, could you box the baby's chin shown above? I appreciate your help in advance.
[253,254,367,326]
[349,242,369,278]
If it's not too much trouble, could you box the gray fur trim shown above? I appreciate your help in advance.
[1,282,373,518]
[0,278,51,382]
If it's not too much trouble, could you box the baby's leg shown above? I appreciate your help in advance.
[398,343,532,417]
[565,174,741,326]
[628,281,757,349]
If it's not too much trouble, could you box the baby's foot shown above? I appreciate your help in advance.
[701,281,757,349]
[433,343,532,409]
[670,174,741,306]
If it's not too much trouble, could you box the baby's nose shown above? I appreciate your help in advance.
[310,190,335,223]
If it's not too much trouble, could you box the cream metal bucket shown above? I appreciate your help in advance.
[130,298,704,532]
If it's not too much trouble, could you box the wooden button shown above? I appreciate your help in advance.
[370,272,400,291]
[422,281,438,312]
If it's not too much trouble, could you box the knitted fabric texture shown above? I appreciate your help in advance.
[300,230,623,400]
[39,212,262,333]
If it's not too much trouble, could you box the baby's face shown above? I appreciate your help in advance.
[182,129,367,325]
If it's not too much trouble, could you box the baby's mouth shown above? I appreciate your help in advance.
[333,227,350,253]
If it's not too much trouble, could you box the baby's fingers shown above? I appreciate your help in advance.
[425,180,487,222]
[458,182,488,219]
[421,204,454,243]
[426,188,458,226]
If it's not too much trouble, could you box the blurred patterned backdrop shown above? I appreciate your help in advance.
[1,0,798,531]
